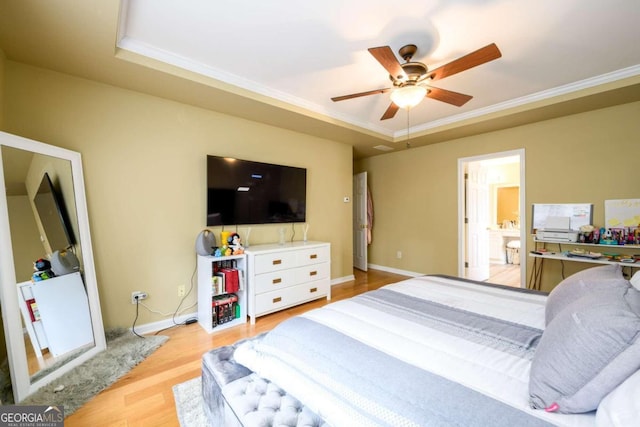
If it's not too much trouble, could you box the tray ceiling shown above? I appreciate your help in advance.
[118,0,640,139]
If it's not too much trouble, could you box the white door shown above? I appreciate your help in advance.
[353,172,368,271]
[466,162,490,281]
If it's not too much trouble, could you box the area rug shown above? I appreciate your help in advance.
[19,328,169,416]
[173,376,207,427]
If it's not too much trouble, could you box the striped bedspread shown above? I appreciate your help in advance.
[234,275,596,427]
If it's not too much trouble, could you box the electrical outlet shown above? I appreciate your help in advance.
[396,250,402,259]
[131,291,148,304]
[178,285,186,297]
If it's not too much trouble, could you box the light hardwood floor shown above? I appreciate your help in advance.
[66,268,409,427]
[488,263,521,287]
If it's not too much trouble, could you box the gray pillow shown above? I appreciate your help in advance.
[545,264,627,325]
[529,285,640,414]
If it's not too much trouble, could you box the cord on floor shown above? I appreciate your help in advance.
[131,295,144,338]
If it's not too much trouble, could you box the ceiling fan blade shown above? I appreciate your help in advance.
[426,86,473,107]
[380,102,400,120]
[368,46,407,81]
[331,87,391,102]
[427,43,501,82]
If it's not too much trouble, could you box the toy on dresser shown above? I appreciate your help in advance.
[214,232,244,257]
[32,258,55,282]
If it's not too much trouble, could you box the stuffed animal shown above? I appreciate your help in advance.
[229,233,244,255]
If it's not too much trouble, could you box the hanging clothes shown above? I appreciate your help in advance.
[367,185,374,245]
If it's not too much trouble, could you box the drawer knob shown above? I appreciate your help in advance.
[272,297,282,303]
[309,270,317,276]
[272,278,282,284]
[310,254,318,259]
[272,259,282,265]
[310,287,318,293]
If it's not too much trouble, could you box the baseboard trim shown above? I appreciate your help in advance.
[331,274,355,285]
[367,263,423,278]
[131,312,198,335]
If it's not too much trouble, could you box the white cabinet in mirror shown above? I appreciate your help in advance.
[0,131,106,403]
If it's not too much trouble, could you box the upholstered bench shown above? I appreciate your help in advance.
[201,342,328,427]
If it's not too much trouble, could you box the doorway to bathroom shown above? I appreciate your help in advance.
[458,149,526,288]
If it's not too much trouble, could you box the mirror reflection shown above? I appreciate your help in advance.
[1,145,94,391]
[496,185,520,228]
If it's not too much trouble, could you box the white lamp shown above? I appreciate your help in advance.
[390,85,427,109]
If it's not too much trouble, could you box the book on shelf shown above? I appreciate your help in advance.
[211,258,237,274]
[211,293,238,307]
[210,268,241,294]
[211,259,242,295]
[211,293,239,327]
[214,272,226,293]
[220,268,239,293]
[212,274,224,294]
[26,298,39,322]
[238,269,245,291]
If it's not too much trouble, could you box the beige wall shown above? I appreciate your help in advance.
[0,49,4,129]
[2,61,353,328]
[356,101,640,291]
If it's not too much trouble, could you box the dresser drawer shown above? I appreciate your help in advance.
[254,286,298,315]
[254,280,329,315]
[294,262,330,285]
[253,251,297,274]
[289,279,329,303]
[296,245,330,266]
[253,269,296,294]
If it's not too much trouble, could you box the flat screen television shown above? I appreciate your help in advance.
[33,172,75,251]
[207,156,307,226]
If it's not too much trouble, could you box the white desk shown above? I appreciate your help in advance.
[529,239,640,290]
[529,251,640,268]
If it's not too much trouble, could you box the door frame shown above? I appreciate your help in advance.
[457,149,526,287]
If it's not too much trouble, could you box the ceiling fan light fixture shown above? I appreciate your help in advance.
[390,85,427,109]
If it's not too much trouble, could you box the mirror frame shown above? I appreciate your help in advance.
[0,131,106,402]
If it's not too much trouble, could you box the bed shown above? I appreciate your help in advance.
[202,269,640,427]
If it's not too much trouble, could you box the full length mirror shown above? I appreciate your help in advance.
[0,131,106,403]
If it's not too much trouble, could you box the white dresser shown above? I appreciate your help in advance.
[245,241,331,324]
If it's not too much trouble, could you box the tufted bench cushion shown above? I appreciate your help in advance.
[223,373,328,426]
[202,340,328,427]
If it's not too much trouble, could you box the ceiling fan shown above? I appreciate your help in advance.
[331,43,502,120]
